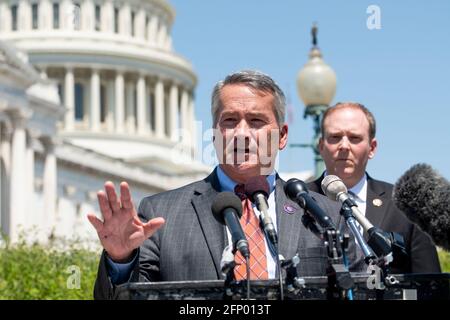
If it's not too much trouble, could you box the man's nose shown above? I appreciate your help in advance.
[232,121,251,145]
[339,136,350,150]
[235,120,251,134]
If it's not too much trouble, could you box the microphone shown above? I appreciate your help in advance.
[393,163,450,251]
[321,175,374,232]
[321,175,401,259]
[211,192,249,259]
[284,178,336,230]
[244,176,278,245]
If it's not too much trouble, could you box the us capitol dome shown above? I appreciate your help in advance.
[0,0,210,244]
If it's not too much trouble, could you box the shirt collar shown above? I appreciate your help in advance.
[348,174,368,203]
[216,165,276,194]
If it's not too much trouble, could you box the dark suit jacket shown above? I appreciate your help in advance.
[307,172,442,274]
[94,169,343,299]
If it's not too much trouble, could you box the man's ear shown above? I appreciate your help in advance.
[368,138,377,159]
[318,137,324,155]
[278,124,288,150]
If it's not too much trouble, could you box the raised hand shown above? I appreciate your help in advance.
[87,181,165,262]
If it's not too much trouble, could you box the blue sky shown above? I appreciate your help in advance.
[170,0,450,183]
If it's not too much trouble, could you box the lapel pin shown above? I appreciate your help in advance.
[283,204,296,214]
[373,198,383,207]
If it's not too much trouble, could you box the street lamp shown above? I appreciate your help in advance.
[291,23,337,178]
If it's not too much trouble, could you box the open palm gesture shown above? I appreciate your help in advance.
[87,181,165,262]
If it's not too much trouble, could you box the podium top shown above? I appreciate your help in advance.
[114,272,450,300]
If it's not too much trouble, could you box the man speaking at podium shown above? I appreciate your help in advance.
[87,70,342,300]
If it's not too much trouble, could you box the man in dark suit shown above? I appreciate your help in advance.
[87,70,343,299]
[307,102,441,274]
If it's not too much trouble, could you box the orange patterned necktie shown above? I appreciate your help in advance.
[233,184,268,280]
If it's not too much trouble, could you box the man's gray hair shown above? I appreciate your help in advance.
[211,70,286,127]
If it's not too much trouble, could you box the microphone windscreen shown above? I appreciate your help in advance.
[393,163,450,250]
[284,178,308,201]
[321,175,347,201]
[244,176,269,199]
[211,192,243,222]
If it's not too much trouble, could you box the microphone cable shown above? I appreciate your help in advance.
[245,256,251,299]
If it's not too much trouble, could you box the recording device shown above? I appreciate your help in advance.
[212,192,249,258]
[244,176,278,245]
[284,178,336,230]
[321,175,407,263]
[393,163,450,251]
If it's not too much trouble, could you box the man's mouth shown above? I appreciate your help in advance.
[234,148,250,153]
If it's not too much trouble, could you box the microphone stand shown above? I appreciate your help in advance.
[340,201,407,299]
[340,202,377,265]
[301,212,354,300]
[220,248,251,300]
[260,221,284,301]
[272,242,284,300]
[220,245,237,299]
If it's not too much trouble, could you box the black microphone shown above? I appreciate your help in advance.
[244,176,278,245]
[211,192,250,258]
[393,163,450,251]
[284,178,336,230]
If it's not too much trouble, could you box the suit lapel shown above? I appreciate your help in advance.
[308,173,325,195]
[275,176,303,260]
[365,176,389,228]
[191,170,225,278]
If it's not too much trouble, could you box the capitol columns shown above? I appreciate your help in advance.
[0,121,12,237]
[147,14,158,44]
[102,0,114,33]
[154,77,165,138]
[115,71,125,133]
[39,0,52,30]
[188,92,196,154]
[180,88,188,143]
[137,74,147,135]
[8,109,30,242]
[18,0,31,31]
[64,66,75,131]
[125,79,135,133]
[169,81,179,142]
[41,136,58,238]
[25,130,37,219]
[90,68,100,132]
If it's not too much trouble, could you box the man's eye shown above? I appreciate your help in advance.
[222,118,236,123]
[250,119,265,125]
[350,136,362,143]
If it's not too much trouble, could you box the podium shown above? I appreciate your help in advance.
[114,273,450,300]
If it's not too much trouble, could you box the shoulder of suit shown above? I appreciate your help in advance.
[143,180,205,200]
[367,175,394,193]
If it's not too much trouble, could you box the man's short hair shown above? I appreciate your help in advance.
[211,70,286,127]
[321,102,377,140]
